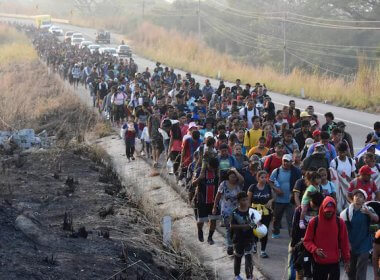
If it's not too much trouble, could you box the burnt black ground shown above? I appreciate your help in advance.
[0,147,200,280]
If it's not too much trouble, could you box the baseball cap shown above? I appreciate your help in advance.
[324,201,335,213]
[305,138,314,148]
[188,122,198,130]
[312,130,321,137]
[282,154,293,162]
[204,132,214,139]
[336,121,346,128]
[352,189,368,200]
[359,165,375,175]
[300,111,311,118]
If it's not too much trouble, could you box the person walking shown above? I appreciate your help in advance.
[303,197,350,280]
[269,154,301,238]
[291,192,324,280]
[340,189,378,280]
[247,170,275,258]
[230,192,256,280]
[193,157,220,245]
[213,168,244,253]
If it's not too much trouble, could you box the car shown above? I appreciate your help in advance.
[71,37,84,46]
[49,26,63,36]
[79,41,92,49]
[88,44,100,54]
[71,33,84,41]
[65,31,75,42]
[116,45,132,57]
[95,30,111,44]
[99,47,118,57]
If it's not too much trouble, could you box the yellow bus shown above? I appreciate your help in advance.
[35,15,52,29]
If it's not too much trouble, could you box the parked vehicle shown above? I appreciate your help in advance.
[99,47,118,57]
[49,26,63,36]
[116,45,132,57]
[71,33,84,41]
[88,44,100,54]
[64,31,75,42]
[34,15,51,29]
[95,30,111,44]
[71,38,84,46]
[80,41,93,49]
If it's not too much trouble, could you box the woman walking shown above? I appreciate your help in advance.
[213,168,244,254]
[247,170,274,258]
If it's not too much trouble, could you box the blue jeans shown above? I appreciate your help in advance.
[223,214,233,248]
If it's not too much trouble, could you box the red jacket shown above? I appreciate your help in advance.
[303,197,350,264]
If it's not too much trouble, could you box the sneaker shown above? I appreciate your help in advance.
[234,276,243,280]
[227,246,234,256]
[198,230,204,242]
[131,157,135,161]
[141,151,145,156]
[299,220,306,229]
[272,233,280,239]
[252,243,257,254]
[260,251,269,258]
[207,237,214,245]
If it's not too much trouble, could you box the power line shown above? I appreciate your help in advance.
[287,12,380,24]
[286,50,353,78]
[285,16,380,30]
[206,0,380,30]
[287,45,380,61]
[202,16,282,51]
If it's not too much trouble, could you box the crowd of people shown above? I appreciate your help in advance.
[19,23,380,280]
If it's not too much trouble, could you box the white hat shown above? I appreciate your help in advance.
[204,132,214,139]
[282,154,293,161]
[188,122,198,130]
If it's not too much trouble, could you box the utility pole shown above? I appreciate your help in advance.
[197,0,201,39]
[142,0,145,20]
[283,11,287,75]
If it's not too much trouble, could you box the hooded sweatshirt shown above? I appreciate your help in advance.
[303,197,350,265]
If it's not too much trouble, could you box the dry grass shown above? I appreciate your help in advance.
[130,22,380,111]
[0,24,97,143]
[92,122,114,139]
[0,25,37,64]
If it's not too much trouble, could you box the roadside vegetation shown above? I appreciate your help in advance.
[131,22,380,111]
[0,24,97,142]
[0,25,36,64]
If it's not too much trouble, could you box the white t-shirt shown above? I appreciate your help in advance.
[239,107,259,129]
[330,157,356,177]
[370,164,380,181]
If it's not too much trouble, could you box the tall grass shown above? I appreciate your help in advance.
[130,22,380,111]
[0,24,97,142]
[0,25,37,64]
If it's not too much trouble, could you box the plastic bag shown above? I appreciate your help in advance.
[167,159,174,175]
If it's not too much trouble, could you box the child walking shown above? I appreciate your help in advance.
[299,171,322,229]
[123,115,138,162]
[230,192,256,280]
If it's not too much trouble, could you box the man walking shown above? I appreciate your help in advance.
[303,197,350,280]
[340,189,378,280]
[269,154,301,238]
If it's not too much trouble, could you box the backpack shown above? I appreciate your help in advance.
[244,107,259,123]
[333,157,353,169]
[293,241,313,276]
